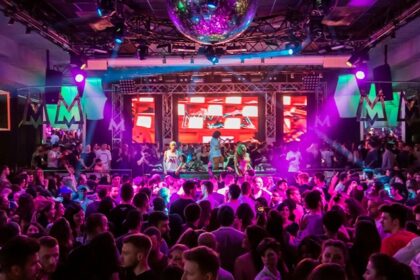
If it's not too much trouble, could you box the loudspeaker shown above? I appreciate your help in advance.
[45,69,63,104]
[373,64,393,101]
[0,91,10,131]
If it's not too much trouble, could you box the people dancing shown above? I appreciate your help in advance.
[209,131,223,171]
[234,143,252,176]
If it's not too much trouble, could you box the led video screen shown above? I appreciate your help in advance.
[283,95,307,143]
[178,96,259,143]
[132,97,155,143]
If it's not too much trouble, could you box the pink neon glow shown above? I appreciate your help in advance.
[355,71,366,80]
[75,74,85,83]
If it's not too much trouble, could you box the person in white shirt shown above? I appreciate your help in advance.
[47,144,61,169]
[286,145,301,182]
[163,141,183,177]
[95,143,112,171]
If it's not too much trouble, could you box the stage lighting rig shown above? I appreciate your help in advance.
[200,46,223,65]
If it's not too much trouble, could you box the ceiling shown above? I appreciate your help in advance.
[0,0,418,61]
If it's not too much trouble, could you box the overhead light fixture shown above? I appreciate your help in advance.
[172,44,196,53]
[163,56,166,64]
[207,0,217,9]
[347,49,369,67]
[355,70,366,80]
[97,0,114,17]
[114,20,124,44]
[8,18,15,25]
[200,46,222,65]
[25,27,31,34]
[226,45,247,54]
[190,56,194,64]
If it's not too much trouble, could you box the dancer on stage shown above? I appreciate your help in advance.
[209,130,224,171]
[234,143,252,176]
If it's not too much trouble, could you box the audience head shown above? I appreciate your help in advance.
[228,184,241,200]
[257,237,282,269]
[38,236,59,274]
[124,209,142,231]
[182,246,220,280]
[0,236,41,280]
[308,263,346,280]
[121,234,152,269]
[184,203,201,225]
[304,190,322,211]
[200,181,214,196]
[379,203,409,233]
[183,180,196,198]
[217,206,235,227]
[168,244,189,269]
[320,239,348,267]
[148,211,170,236]
[85,213,108,237]
[322,210,344,235]
[120,183,134,203]
[286,186,301,203]
[364,253,415,280]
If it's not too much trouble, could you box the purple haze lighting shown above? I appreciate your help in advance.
[75,73,85,83]
[355,70,366,80]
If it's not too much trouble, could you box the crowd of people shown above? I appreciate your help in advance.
[0,130,419,280]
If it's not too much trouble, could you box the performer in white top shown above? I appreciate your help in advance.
[163,141,183,176]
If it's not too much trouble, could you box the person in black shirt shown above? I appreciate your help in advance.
[109,183,136,237]
[120,234,156,280]
[170,180,196,221]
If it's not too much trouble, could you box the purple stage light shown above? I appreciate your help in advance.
[355,70,365,80]
[75,73,85,83]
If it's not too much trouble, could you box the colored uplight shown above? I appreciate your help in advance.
[346,61,353,67]
[355,70,366,80]
[288,49,294,55]
[115,37,123,44]
[97,8,103,17]
[75,73,85,83]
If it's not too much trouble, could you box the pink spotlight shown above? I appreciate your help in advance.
[355,70,366,80]
[75,73,85,83]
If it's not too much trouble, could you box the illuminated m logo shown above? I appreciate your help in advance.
[314,115,331,128]
[109,119,125,132]
[54,96,83,127]
[19,97,49,128]
[356,94,387,125]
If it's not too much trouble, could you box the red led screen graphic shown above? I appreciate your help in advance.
[132,97,155,143]
[283,95,307,143]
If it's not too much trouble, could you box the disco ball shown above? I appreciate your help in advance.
[167,0,258,45]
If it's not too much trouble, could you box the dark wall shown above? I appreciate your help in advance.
[0,92,41,169]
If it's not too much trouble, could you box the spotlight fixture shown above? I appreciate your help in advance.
[114,20,124,44]
[200,46,222,65]
[347,49,369,67]
[25,27,31,34]
[75,73,85,83]
[355,70,366,80]
[288,49,294,55]
[190,56,194,64]
[97,0,114,17]
[8,18,15,25]
[162,56,167,64]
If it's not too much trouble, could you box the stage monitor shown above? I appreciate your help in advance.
[132,97,155,143]
[283,95,307,143]
[178,96,259,143]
